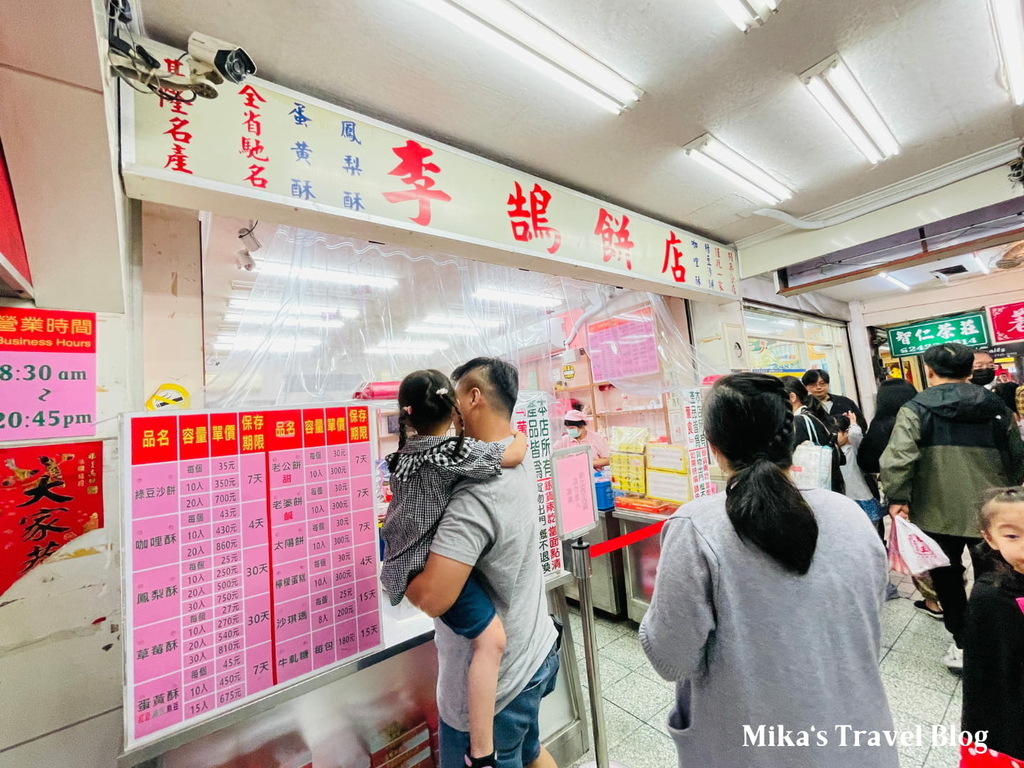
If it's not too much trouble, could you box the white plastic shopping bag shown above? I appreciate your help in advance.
[892,517,951,576]
[887,527,912,576]
[789,415,832,489]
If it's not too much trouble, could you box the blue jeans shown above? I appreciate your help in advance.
[439,642,560,768]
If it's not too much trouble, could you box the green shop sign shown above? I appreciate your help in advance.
[887,312,990,357]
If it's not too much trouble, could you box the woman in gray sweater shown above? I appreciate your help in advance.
[640,373,897,768]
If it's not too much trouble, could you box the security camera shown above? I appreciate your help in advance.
[187,32,255,85]
[235,250,256,271]
[238,226,261,252]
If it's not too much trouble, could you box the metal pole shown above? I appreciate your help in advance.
[571,539,626,768]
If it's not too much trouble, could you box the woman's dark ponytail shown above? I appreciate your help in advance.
[705,374,819,574]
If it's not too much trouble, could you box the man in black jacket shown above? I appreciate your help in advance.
[802,370,867,431]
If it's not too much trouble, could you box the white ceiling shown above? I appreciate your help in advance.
[138,0,1024,247]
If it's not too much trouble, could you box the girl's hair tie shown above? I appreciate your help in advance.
[435,388,449,396]
[401,406,412,415]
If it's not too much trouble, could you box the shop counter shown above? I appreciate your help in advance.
[610,508,670,624]
[563,509,627,618]
[120,573,587,768]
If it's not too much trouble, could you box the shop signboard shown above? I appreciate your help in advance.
[987,300,1024,344]
[0,307,97,440]
[586,306,661,382]
[122,406,383,746]
[513,393,563,577]
[0,441,103,595]
[886,312,990,358]
[121,40,739,301]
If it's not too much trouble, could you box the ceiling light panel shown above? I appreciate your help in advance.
[683,134,792,205]
[801,55,899,164]
[226,299,359,317]
[879,271,911,291]
[254,261,398,288]
[989,0,1024,104]
[716,0,780,32]
[412,0,642,114]
[473,287,563,308]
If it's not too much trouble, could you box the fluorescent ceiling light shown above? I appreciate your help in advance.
[879,271,911,291]
[422,314,501,329]
[406,323,484,337]
[990,0,1024,104]
[975,254,992,274]
[473,287,563,308]
[411,0,642,114]
[801,55,899,164]
[715,0,780,32]
[254,261,398,289]
[226,299,359,317]
[366,340,451,355]
[212,337,322,353]
[223,313,347,329]
[683,134,792,205]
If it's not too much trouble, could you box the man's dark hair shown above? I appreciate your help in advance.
[922,343,974,380]
[801,369,830,386]
[452,357,519,418]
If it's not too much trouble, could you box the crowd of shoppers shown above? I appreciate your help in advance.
[388,346,1023,768]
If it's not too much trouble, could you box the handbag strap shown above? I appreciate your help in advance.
[801,413,823,447]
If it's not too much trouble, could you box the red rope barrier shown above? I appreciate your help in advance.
[589,519,665,558]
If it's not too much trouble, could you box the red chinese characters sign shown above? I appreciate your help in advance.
[507,182,561,254]
[124,57,741,300]
[988,300,1024,344]
[383,140,451,226]
[0,441,103,595]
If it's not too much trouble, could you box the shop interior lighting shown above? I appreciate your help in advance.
[472,287,563,308]
[222,313,347,330]
[365,340,451,355]
[879,271,911,291]
[212,337,322,353]
[801,55,900,164]
[421,314,502,329]
[974,254,992,274]
[411,0,642,114]
[715,0,779,32]
[406,323,484,337]
[253,261,398,289]
[683,134,792,205]
[226,299,360,317]
[989,0,1024,104]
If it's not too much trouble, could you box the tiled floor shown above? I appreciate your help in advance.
[564,570,964,768]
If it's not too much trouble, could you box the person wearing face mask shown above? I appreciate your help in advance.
[554,410,611,469]
[972,351,997,388]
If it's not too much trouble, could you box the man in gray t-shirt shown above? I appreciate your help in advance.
[406,358,559,768]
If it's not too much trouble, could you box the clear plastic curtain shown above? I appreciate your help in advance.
[203,224,727,408]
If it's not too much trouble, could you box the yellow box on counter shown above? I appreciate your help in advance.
[611,452,646,494]
[646,468,691,504]
[646,443,687,473]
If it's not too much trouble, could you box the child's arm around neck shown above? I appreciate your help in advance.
[500,431,527,468]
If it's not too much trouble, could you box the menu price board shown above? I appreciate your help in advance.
[0,307,97,440]
[586,306,660,383]
[514,393,563,576]
[123,405,382,746]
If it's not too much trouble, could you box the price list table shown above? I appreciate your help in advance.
[123,405,382,745]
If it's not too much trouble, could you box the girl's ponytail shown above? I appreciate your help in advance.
[706,374,819,575]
